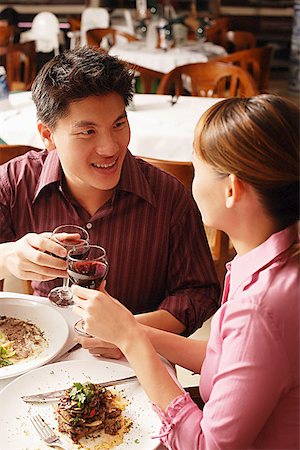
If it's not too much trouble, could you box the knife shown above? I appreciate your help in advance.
[21,375,138,403]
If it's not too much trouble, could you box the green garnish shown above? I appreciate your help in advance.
[69,382,95,407]
[0,332,16,367]
[0,358,13,367]
[134,438,140,444]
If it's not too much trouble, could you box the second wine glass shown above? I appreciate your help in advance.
[67,243,109,337]
[47,224,90,307]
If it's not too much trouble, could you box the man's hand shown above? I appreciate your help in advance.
[76,336,124,360]
[1,232,68,281]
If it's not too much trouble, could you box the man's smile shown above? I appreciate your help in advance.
[91,158,118,169]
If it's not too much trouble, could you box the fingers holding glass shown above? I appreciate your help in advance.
[47,225,90,307]
[68,245,108,337]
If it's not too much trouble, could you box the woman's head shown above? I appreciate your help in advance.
[193,95,299,231]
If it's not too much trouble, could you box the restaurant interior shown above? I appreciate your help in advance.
[0,1,298,448]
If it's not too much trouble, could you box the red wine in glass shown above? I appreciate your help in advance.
[68,244,109,337]
[68,260,108,289]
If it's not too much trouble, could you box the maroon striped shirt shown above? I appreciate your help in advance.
[0,149,219,334]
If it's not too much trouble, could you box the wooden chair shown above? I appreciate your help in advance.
[127,62,164,94]
[86,27,139,49]
[0,25,14,63]
[214,46,273,93]
[0,144,41,294]
[221,30,256,53]
[0,25,14,46]
[6,41,36,91]
[157,61,259,98]
[205,17,229,45]
[67,16,81,32]
[139,156,231,285]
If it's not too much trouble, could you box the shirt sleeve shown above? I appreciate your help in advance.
[154,300,289,450]
[158,192,220,335]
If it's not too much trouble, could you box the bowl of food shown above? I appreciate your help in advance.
[0,297,69,379]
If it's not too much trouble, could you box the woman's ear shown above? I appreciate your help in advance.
[37,121,56,150]
[225,174,244,208]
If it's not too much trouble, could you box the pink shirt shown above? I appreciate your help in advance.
[154,224,299,449]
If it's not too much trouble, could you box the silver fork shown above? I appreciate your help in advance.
[30,414,68,450]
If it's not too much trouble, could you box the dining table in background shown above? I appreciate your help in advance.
[109,40,227,74]
[0,92,222,161]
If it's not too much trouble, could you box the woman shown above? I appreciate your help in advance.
[72,95,299,449]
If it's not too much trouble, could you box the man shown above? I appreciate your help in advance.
[0,47,219,358]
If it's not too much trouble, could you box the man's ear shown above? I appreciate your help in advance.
[225,174,244,208]
[37,121,56,150]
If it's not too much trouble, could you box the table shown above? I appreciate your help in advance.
[0,92,222,161]
[109,40,227,73]
[0,291,172,449]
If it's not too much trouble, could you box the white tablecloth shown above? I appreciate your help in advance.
[0,92,222,161]
[109,40,227,73]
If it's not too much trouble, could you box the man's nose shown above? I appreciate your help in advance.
[95,131,118,156]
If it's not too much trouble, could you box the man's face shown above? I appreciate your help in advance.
[41,92,130,203]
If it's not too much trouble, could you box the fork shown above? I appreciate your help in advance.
[30,414,68,450]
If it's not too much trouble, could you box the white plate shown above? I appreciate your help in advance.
[0,298,69,379]
[0,359,161,450]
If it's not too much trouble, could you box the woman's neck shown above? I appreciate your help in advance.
[230,215,278,256]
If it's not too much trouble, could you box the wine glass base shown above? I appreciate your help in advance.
[48,287,74,307]
[74,319,94,338]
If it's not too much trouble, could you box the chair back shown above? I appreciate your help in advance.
[205,17,229,45]
[6,41,36,91]
[127,63,164,94]
[214,46,273,92]
[222,30,256,53]
[80,8,110,45]
[0,25,14,46]
[139,156,194,190]
[0,144,41,294]
[157,61,259,98]
[67,16,81,31]
[86,28,138,49]
[139,155,230,285]
[0,143,40,165]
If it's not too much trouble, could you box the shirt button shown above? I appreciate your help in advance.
[86,223,92,229]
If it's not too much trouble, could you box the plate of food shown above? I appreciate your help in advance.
[0,298,69,379]
[0,359,162,449]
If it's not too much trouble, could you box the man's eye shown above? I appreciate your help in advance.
[81,129,94,135]
[114,120,127,129]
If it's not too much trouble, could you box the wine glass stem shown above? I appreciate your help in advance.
[62,277,69,292]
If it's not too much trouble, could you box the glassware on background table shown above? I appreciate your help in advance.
[68,243,109,337]
[47,225,89,307]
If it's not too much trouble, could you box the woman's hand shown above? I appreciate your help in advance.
[76,336,124,359]
[71,282,139,349]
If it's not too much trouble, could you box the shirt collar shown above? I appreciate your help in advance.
[117,151,156,206]
[227,224,298,298]
[33,150,62,202]
[33,149,156,207]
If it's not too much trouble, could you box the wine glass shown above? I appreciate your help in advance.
[47,225,90,307]
[67,244,109,337]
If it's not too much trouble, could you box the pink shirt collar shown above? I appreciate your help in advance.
[225,224,298,302]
